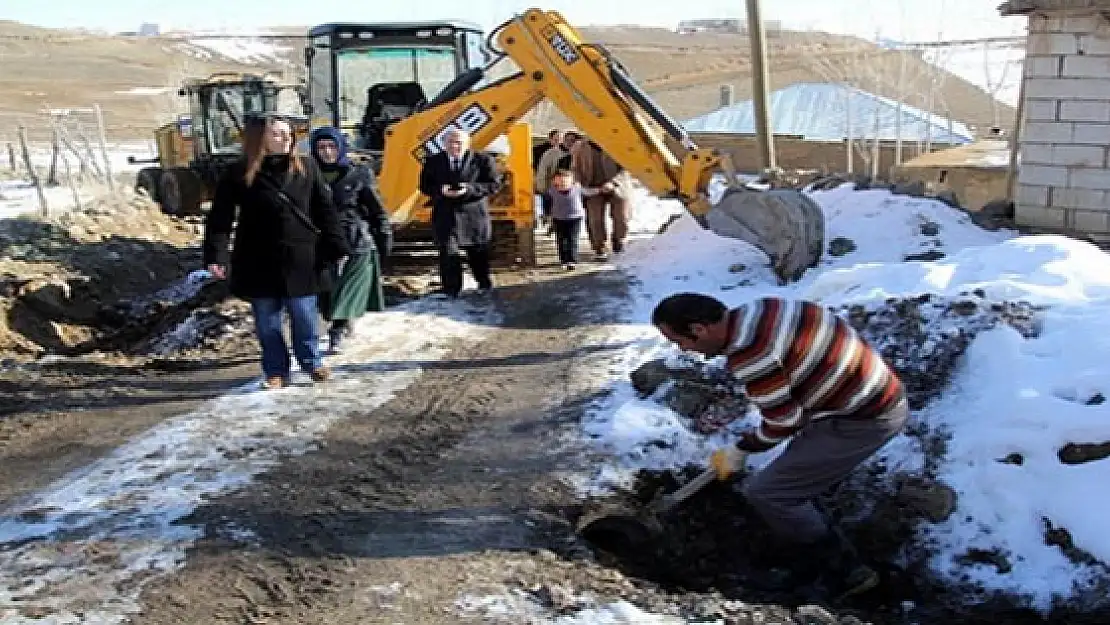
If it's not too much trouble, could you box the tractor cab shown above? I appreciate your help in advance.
[178,72,302,163]
[304,21,490,152]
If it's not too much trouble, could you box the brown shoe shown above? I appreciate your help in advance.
[261,376,286,390]
[310,367,331,383]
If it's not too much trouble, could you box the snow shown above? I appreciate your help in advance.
[113,86,173,96]
[0,298,498,623]
[575,180,1110,612]
[179,36,291,66]
[0,143,157,219]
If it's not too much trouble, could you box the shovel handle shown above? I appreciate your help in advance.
[659,467,718,512]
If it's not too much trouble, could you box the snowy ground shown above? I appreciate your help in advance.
[0,298,498,624]
[516,181,1110,619]
[0,143,156,219]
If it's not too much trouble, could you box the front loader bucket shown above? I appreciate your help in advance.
[706,187,826,283]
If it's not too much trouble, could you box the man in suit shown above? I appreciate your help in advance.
[418,128,503,298]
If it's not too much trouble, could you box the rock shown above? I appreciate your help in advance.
[793,604,838,625]
[919,221,941,237]
[1086,392,1105,406]
[630,358,673,397]
[706,187,825,283]
[1058,441,1110,465]
[903,250,945,262]
[892,181,927,197]
[827,236,857,257]
[728,263,747,273]
[935,189,961,209]
[896,477,957,523]
[956,548,1011,574]
[997,452,1024,465]
[980,199,1015,219]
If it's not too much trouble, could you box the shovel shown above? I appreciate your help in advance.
[576,458,739,550]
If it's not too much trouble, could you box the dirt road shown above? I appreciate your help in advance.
[0,239,677,624]
[120,262,636,624]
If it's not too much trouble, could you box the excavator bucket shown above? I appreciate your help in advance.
[705,186,826,282]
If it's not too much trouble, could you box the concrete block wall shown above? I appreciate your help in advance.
[1017,11,1110,235]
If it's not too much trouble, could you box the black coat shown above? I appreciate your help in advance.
[203,156,349,300]
[325,164,393,257]
[418,150,502,248]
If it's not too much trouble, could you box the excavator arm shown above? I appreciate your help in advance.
[376,8,824,281]
[376,8,736,223]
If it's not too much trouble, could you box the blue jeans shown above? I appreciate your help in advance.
[250,296,322,379]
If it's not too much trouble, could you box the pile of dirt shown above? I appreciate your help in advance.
[0,191,202,360]
[588,294,1094,622]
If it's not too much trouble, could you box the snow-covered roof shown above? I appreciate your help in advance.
[684,82,974,144]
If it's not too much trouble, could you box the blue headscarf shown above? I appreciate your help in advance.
[310,126,350,171]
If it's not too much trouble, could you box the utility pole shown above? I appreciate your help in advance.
[746,0,776,170]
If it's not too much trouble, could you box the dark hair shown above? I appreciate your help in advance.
[548,128,561,139]
[553,168,574,178]
[651,293,728,337]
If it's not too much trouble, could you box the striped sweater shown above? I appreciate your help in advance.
[725,297,904,446]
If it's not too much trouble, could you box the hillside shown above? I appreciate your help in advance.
[0,20,1015,144]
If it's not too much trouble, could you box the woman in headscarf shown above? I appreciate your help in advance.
[203,114,348,389]
[310,126,392,354]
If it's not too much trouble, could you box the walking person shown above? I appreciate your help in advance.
[310,126,392,354]
[545,168,597,270]
[571,138,632,260]
[534,128,568,225]
[203,114,349,389]
[651,293,909,599]
[418,128,503,298]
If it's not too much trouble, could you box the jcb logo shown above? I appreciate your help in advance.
[420,104,492,158]
[547,32,579,64]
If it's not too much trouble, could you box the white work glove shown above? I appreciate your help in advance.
[709,446,749,481]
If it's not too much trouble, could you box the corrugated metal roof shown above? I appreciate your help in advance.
[683,82,975,144]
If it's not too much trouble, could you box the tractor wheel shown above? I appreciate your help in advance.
[135,167,162,203]
[159,168,203,216]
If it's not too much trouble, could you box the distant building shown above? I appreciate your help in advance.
[139,23,160,36]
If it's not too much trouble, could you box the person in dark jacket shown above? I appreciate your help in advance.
[418,128,503,298]
[203,114,349,389]
[310,126,393,354]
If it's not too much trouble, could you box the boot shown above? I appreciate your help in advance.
[327,326,348,355]
[816,528,880,600]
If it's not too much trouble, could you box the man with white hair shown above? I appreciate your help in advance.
[418,128,503,298]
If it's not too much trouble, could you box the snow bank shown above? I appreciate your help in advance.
[580,183,1110,610]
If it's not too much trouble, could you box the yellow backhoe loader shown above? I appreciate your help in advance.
[304,10,824,278]
[129,72,307,215]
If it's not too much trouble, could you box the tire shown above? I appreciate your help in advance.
[159,168,203,216]
[136,167,162,203]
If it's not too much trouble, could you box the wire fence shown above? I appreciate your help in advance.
[0,104,128,217]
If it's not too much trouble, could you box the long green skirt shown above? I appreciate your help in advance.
[328,251,385,321]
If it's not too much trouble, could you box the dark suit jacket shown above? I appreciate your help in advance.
[418,150,503,248]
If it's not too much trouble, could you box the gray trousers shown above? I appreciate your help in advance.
[741,398,909,544]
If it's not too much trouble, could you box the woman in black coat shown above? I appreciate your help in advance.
[310,126,393,354]
[203,114,349,389]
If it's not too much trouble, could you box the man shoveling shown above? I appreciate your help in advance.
[652,293,908,599]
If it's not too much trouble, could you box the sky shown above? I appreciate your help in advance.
[2,0,1024,42]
